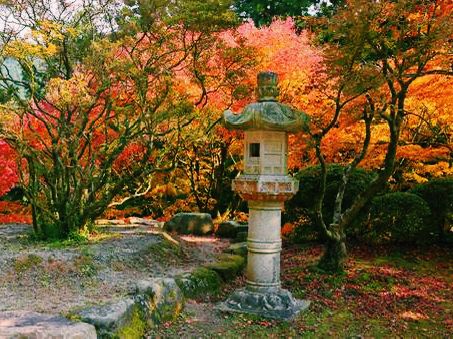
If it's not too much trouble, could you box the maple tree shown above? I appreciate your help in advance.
[307,0,453,272]
[0,0,242,238]
[150,18,321,220]
[0,141,17,197]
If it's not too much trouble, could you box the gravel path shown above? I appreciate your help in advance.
[0,223,228,315]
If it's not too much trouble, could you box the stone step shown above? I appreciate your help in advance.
[0,311,96,339]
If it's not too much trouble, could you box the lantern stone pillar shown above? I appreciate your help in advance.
[217,72,310,320]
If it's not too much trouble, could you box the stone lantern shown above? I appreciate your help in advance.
[217,72,310,320]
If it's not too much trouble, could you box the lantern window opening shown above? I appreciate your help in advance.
[250,143,260,158]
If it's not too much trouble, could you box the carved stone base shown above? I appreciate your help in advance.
[216,288,310,320]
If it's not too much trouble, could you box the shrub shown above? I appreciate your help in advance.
[360,192,432,244]
[285,164,376,242]
[409,177,453,242]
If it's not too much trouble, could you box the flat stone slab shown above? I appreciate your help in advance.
[0,311,96,339]
[128,217,158,226]
[78,298,135,330]
[95,219,126,225]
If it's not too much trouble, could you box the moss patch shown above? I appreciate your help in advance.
[116,305,146,339]
[223,242,248,257]
[205,254,245,281]
[176,267,222,298]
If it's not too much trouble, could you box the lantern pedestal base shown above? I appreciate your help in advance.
[216,287,310,320]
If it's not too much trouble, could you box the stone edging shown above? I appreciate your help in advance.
[175,250,246,298]
[74,278,184,338]
[77,242,247,338]
[0,242,247,339]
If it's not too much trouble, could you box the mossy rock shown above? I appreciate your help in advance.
[235,225,249,233]
[163,213,214,235]
[144,237,183,264]
[78,298,145,339]
[216,222,248,239]
[175,267,222,298]
[135,278,184,326]
[223,242,248,257]
[232,231,248,243]
[216,221,240,238]
[205,254,246,281]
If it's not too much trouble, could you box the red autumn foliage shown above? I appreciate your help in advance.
[0,141,18,197]
[0,201,31,224]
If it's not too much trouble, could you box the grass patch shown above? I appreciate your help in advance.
[73,249,97,278]
[14,254,43,273]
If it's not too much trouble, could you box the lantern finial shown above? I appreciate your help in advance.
[257,71,279,102]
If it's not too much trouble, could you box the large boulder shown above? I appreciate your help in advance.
[0,311,96,339]
[164,213,214,235]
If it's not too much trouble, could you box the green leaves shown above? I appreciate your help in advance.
[118,0,239,34]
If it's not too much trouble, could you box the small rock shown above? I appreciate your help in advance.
[164,213,214,236]
[175,268,222,298]
[0,311,96,339]
[236,224,249,233]
[216,221,249,239]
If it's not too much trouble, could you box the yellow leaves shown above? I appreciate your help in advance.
[416,161,453,177]
[403,172,428,184]
[403,161,452,184]
[3,40,58,59]
[38,20,64,38]
[46,74,93,109]
[2,20,81,60]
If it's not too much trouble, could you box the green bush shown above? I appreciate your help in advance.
[285,164,376,241]
[360,192,432,244]
[410,177,453,242]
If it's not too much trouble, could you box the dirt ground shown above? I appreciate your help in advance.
[1,223,451,337]
[0,223,228,316]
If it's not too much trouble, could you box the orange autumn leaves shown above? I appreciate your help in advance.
[1,17,451,206]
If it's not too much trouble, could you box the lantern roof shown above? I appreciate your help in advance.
[223,72,309,133]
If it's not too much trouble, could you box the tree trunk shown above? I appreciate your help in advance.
[318,235,347,273]
[31,203,40,235]
[318,223,347,273]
